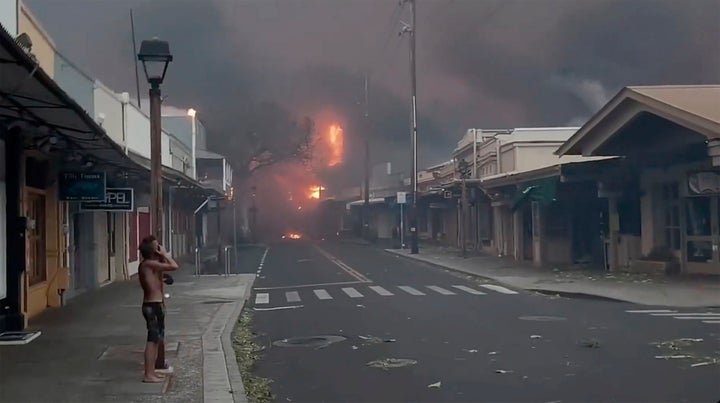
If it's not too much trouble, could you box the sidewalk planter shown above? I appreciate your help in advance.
[630,259,680,275]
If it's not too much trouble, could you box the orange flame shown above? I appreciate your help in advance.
[288,233,302,240]
[308,185,326,199]
[327,124,344,166]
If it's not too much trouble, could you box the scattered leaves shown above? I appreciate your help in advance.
[366,358,418,370]
[232,310,273,403]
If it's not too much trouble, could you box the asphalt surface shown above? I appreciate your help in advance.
[247,240,720,402]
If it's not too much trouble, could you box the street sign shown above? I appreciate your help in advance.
[397,191,407,204]
[59,172,106,201]
[80,188,134,212]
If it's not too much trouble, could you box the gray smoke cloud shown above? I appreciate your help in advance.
[25,0,720,185]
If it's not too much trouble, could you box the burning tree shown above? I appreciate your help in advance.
[208,101,315,180]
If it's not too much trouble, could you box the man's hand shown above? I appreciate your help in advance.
[157,244,168,256]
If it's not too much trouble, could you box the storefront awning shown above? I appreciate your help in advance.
[127,151,219,196]
[0,25,144,174]
[510,177,558,211]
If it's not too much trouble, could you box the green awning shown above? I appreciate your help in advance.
[510,177,558,211]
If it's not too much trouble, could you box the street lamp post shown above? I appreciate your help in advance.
[138,37,173,241]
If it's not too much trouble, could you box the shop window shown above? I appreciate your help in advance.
[27,192,47,285]
[662,183,681,250]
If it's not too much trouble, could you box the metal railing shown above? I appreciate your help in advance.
[194,247,201,277]
[224,246,234,277]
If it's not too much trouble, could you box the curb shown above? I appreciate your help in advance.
[223,298,248,403]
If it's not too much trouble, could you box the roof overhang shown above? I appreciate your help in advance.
[556,86,720,157]
[0,25,144,174]
[127,151,220,196]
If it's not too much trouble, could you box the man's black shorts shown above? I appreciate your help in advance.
[141,302,165,342]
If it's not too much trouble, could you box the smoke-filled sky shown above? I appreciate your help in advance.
[26,0,720,181]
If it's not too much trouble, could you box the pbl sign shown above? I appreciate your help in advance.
[80,188,134,212]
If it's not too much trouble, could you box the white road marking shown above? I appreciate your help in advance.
[673,316,720,320]
[479,284,518,294]
[341,287,364,298]
[702,320,720,324]
[626,309,677,313]
[398,286,425,296]
[651,312,720,316]
[452,285,486,295]
[285,291,301,303]
[313,289,333,300]
[253,305,303,311]
[255,293,269,305]
[314,245,372,282]
[369,286,394,296]
[426,285,456,295]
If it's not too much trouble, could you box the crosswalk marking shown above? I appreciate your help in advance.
[398,286,425,296]
[313,289,333,300]
[426,285,456,295]
[285,291,301,303]
[254,282,521,306]
[479,284,518,294]
[255,293,269,304]
[452,285,486,295]
[342,287,364,298]
[369,286,394,296]
[625,309,720,326]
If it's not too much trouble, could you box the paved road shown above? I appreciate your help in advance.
[249,240,720,402]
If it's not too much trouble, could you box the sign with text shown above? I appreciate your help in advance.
[397,191,407,204]
[80,188,134,212]
[59,172,106,201]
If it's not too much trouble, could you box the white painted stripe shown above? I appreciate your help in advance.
[342,287,364,298]
[650,312,720,316]
[313,289,333,300]
[673,316,720,320]
[702,320,720,324]
[369,286,394,296]
[255,293,269,305]
[286,291,301,303]
[398,286,425,296]
[426,285,456,295]
[626,309,677,313]
[253,305,303,311]
[452,285,486,295]
[479,284,519,294]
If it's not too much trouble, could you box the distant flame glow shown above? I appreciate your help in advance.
[327,124,344,166]
[308,185,326,199]
[288,233,302,240]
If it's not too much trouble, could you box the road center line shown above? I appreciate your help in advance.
[626,309,677,313]
[314,245,372,283]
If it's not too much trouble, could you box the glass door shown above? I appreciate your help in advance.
[685,196,719,273]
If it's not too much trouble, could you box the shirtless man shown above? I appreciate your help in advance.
[141,235,174,375]
[138,238,178,383]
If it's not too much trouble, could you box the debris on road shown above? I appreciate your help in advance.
[495,369,514,374]
[530,335,543,339]
[463,349,479,353]
[351,345,358,350]
[366,358,418,370]
[579,339,601,348]
[428,381,442,389]
[691,360,718,368]
[232,311,273,403]
[359,335,396,345]
[655,355,693,360]
[356,304,365,308]
[488,351,498,355]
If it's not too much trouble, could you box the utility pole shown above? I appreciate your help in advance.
[408,0,420,254]
[149,85,163,241]
[363,74,371,240]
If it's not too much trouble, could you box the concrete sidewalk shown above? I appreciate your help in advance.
[0,269,255,402]
[386,246,720,308]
